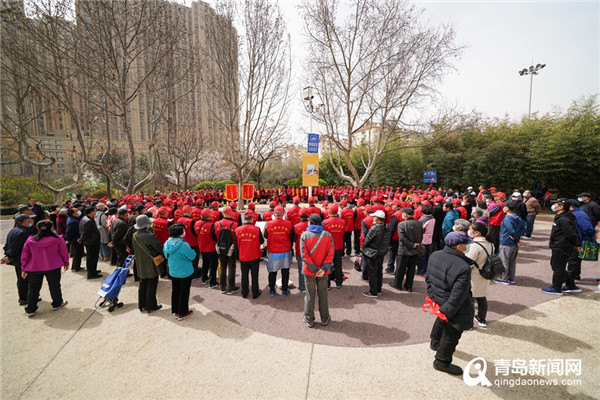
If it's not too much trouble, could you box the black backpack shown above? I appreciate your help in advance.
[216,221,234,256]
[472,242,504,280]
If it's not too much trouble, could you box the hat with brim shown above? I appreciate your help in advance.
[14,214,34,224]
[577,192,591,198]
[444,231,474,247]
[134,214,153,230]
[370,210,385,220]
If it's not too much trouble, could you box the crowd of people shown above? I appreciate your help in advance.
[3,186,599,375]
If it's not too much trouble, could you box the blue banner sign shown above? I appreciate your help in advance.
[307,133,319,153]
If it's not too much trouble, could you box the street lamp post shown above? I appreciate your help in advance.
[518,63,546,118]
[303,84,321,199]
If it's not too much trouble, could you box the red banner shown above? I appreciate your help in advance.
[242,184,255,200]
[225,184,238,201]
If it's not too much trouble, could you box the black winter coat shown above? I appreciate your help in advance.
[3,225,31,267]
[79,216,100,246]
[426,246,474,331]
[364,223,389,257]
[549,211,580,251]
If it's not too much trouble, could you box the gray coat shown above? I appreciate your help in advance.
[397,218,423,256]
[95,212,110,243]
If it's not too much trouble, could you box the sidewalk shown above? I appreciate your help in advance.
[1,218,599,399]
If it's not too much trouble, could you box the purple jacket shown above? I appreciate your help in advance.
[21,236,69,272]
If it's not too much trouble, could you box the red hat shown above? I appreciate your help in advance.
[269,201,277,208]
[412,196,421,203]
[329,205,338,214]
[293,196,300,204]
[173,209,183,219]
[192,208,202,216]
[434,195,444,202]
[366,205,374,213]
[356,198,365,206]
[394,199,402,206]
[340,200,347,206]
[494,192,506,200]
[422,200,431,206]
[299,208,309,217]
[372,196,379,202]
[230,202,237,208]
[489,187,497,191]
[211,201,219,208]
[274,205,284,214]
[158,207,170,215]
[400,192,408,199]
[222,206,232,214]
[248,202,255,210]
[308,196,315,204]
[201,208,211,218]
[182,205,192,213]
[451,198,461,205]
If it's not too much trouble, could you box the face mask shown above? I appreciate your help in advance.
[511,197,518,201]
[577,197,583,202]
[467,230,474,238]
[77,210,82,217]
[486,200,490,205]
[452,226,457,231]
[551,204,558,212]
[182,232,186,238]
[28,223,33,228]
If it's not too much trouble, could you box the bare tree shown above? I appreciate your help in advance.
[159,126,204,191]
[1,0,85,203]
[205,0,291,209]
[302,0,464,186]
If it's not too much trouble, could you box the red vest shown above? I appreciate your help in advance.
[152,217,169,245]
[235,224,262,262]
[265,218,293,253]
[340,207,354,232]
[286,206,301,227]
[177,216,198,247]
[294,220,309,254]
[323,217,345,251]
[195,219,216,253]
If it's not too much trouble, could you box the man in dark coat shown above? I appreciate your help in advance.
[109,208,130,268]
[390,208,423,292]
[79,206,102,279]
[362,210,388,298]
[2,214,35,305]
[426,231,475,376]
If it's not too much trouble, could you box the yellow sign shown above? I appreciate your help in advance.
[302,153,319,187]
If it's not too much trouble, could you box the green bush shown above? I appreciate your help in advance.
[285,178,300,187]
[0,175,53,206]
[195,181,215,190]
[88,188,110,199]
[214,180,236,191]
[318,178,328,186]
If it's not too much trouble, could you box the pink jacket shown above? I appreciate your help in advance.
[21,236,69,272]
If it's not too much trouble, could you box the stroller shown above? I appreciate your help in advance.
[95,255,134,312]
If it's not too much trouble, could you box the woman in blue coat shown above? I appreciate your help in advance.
[163,223,196,321]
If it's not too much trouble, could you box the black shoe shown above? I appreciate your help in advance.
[227,287,240,295]
[389,282,401,290]
[383,268,394,274]
[362,291,378,298]
[404,286,413,292]
[72,267,83,272]
[148,304,163,313]
[253,290,262,299]
[430,340,440,351]
[87,273,103,279]
[433,360,463,375]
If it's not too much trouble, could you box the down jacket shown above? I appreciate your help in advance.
[426,246,474,331]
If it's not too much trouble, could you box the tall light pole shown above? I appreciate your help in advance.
[303,84,321,199]
[518,63,546,118]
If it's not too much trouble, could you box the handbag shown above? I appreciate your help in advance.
[416,244,426,257]
[133,233,165,268]
[578,240,599,261]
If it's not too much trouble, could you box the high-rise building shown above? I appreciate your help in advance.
[1,0,238,179]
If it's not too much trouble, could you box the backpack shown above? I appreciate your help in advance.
[472,242,504,280]
[216,221,234,256]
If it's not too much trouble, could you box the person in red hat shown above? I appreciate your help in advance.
[340,200,354,257]
[263,201,277,222]
[208,201,220,223]
[152,207,170,246]
[286,196,302,228]
[487,192,505,253]
[195,209,218,287]
[234,213,265,299]
[323,204,345,289]
[293,208,310,293]
[263,205,294,296]
[307,197,321,217]
[354,198,367,256]
[211,207,239,294]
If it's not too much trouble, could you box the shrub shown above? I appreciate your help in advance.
[0,175,52,206]
[214,180,236,191]
[195,181,215,190]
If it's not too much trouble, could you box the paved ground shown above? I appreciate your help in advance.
[1,212,599,399]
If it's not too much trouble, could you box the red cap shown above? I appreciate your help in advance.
[182,205,192,213]
[230,202,237,208]
[299,208,309,217]
[366,205,374,213]
[293,196,300,204]
[269,201,277,208]
[322,210,329,219]
[329,205,338,214]
[248,202,255,210]
[173,209,183,219]
[372,196,379,202]
[434,195,444,202]
[274,205,284,214]
[222,206,232,214]
[201,208,211,218]
[340,200,347,206]
[422,200,431,206]
[158,207,170,215]
[489,187,497,191]
[452,198,461,205]
[308,196,315,204]
[211,201,219,208]
[494,192,506,199]
[401,192,408,199]
[412,196,421,203]
[356,198,365,206]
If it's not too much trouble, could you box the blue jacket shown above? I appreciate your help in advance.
[163,237,196,278]
[442,210,459,237]
[573,208,596,241]
[64,216,80,242]
[500,214,526,246]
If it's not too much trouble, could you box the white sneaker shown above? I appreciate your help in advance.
[52,301,68,311]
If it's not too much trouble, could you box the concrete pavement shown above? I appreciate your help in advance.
[1,216,599,399]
